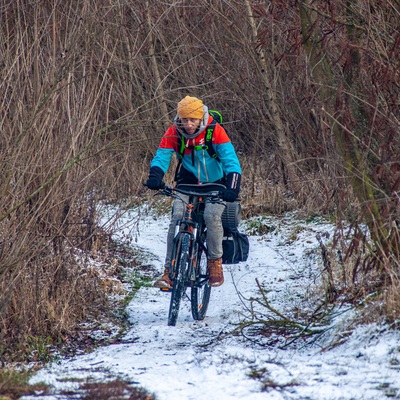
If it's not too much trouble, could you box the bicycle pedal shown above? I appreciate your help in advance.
[160,287,172,293]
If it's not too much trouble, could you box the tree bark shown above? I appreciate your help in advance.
[244,0,299,191]
[145,1,170,131]
[299,0,387,246]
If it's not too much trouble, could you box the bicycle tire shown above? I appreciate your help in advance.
[191,242,211,321]
[168,233,190,326]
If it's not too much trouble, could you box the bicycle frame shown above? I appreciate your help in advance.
[156,183,225,325]
[170,196,205,283]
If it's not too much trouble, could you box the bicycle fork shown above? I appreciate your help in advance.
[169,223,199,285]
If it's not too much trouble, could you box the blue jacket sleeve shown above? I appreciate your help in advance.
[214,142,242,175]
[150,148,175,174]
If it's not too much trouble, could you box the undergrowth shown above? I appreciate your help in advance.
[81,379,157,400]
[0,232,158,398]
[0,368,48,400]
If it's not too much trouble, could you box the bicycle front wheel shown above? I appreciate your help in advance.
[191,243,211,321]
[168,233,190,326]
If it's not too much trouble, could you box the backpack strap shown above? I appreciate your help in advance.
[174,134,186,182]
[173,118,220,181]
[203,119,220,162]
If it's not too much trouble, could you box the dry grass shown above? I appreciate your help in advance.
[82,379,156,400]
[0,368,48,400]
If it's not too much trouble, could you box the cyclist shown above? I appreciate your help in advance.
[145,96,242,288]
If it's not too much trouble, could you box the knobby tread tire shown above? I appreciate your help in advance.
[168,233,190,326]
[221,201,241,231]
[191,241,211,321]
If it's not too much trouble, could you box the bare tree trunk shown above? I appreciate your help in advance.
[299,0,386,246]
[145,0,170,131]
[244,0,299,191]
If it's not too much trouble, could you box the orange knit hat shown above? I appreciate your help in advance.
[177,96,204,119]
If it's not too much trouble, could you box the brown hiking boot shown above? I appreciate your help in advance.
[153,268,173,289]
[208,258,224,287]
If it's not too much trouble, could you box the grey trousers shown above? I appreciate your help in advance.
[164,195,225,268]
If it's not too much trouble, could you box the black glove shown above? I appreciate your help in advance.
[223,172,241,202]
[222,188,238,202]
[144,166,164,190]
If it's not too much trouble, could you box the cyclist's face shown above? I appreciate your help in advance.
[181,118,201,135]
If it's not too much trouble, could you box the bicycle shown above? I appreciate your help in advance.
[154,183,228,326]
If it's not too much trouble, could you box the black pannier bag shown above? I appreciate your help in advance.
[220,201,249,264]
[222,229,249,264]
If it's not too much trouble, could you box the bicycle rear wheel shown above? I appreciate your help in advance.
[191,243,211,321]
[168,233,190,326]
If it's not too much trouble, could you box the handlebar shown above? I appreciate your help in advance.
[160,184,226,200]
[144,182,239,202]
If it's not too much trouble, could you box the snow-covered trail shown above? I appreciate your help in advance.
[27,207,400,400]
